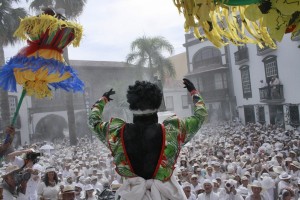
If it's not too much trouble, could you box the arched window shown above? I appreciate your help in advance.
[239,65,252,99]
[193,47,222,68]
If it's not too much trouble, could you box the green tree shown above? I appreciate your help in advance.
[27,0,87,145]
[0,0,27,130]
[126,36,176,84]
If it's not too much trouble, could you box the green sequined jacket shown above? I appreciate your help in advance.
[89,90,207,181]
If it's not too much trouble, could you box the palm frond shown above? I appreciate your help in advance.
[28,0,53,11]
[125,35,175,82]
[0,4,27,46]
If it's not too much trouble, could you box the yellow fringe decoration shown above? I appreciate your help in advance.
[172,0,296,48]
[14,14,83,47]
[14,68,71,98]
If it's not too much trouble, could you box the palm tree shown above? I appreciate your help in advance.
[126,36,176,84]
[0,0,27,130]
[27,0,87,145]
[27,0,86,19]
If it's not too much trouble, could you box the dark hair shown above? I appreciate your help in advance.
[44,171,59,187]
[127,81,162,111]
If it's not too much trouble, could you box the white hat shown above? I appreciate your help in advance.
[191,174,198,179]
[63,185,75,193]
[2,165,19,177]
[243,171,251,176]
[290,161,300,169]
[261,176,275,189]
[249,180,262,188]
[32,164,43,172]
[225,155,231,160]
[260,173,270,179]
[45,166,56,173]
[203,179,213,185]
[273,166,284,174]
[279,172,291,180]
[111,180,122,191]
[182,182,191,189]
[91,176,97,181]
[85,184,94,191]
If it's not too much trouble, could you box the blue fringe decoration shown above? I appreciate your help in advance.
[0,55,84,93]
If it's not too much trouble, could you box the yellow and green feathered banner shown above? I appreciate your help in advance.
[173,0,300,48]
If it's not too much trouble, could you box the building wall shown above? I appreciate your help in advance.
[229,34,300,127]
[164,89,191,118]
[169,53,188,80]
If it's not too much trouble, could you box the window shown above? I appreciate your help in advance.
[197,78,204,91]
[8,95,18,118]
[165,96,174,111]
[290,105,300,127]
[181,95,189,109]
[214,73,228,90]
[193,47,222,68]
[262,55,278,84]
[239,65,252,98]
[214,73,223,89]
[258,106,265,124]
[222,73,228,88]
[244,105,255,124]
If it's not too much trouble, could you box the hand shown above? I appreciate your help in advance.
[231,187,237,195]
[183,78,196,92]
[5,126,15,135]
[103,88,115,101]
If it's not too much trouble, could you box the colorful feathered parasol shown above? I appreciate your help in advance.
[173,0,300,48]
[0,9,84,126]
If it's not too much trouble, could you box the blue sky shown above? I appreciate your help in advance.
[4,0,186,62]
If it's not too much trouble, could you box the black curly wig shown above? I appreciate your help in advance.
[127,81,162,111]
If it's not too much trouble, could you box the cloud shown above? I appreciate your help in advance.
[4,0,187,62]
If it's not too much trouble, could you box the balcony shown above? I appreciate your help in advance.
[234,47,249,65]
[259,85,284,103]
[257,43,276,56]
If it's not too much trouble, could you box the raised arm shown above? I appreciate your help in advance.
[88,89,115,146]
[180,78,207,144]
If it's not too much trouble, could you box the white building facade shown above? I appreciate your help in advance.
[184,31,300,129]
[229,35,300,129]
[183,33,236,123]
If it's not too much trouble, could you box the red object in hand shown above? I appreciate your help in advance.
[285,24,296,33]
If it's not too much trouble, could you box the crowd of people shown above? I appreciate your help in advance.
[0,121,299,199]
[177,122,300,200]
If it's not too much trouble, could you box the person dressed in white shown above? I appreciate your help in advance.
[219,179,244,200]
[245,180,270,200]
[24,164,43,200]
[8,149,43,200]
[84,184,98,200]
[182,182,197,200]
[91,176,103,192]
[197,179,219,200]
[62,163,74,179]
[37,167,60,200]
[190,174,202,195]
[260,173,275,200]
[277,172,293,196]
[1,165,21,200]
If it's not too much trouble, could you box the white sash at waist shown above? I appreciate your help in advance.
[116,175,187,200]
